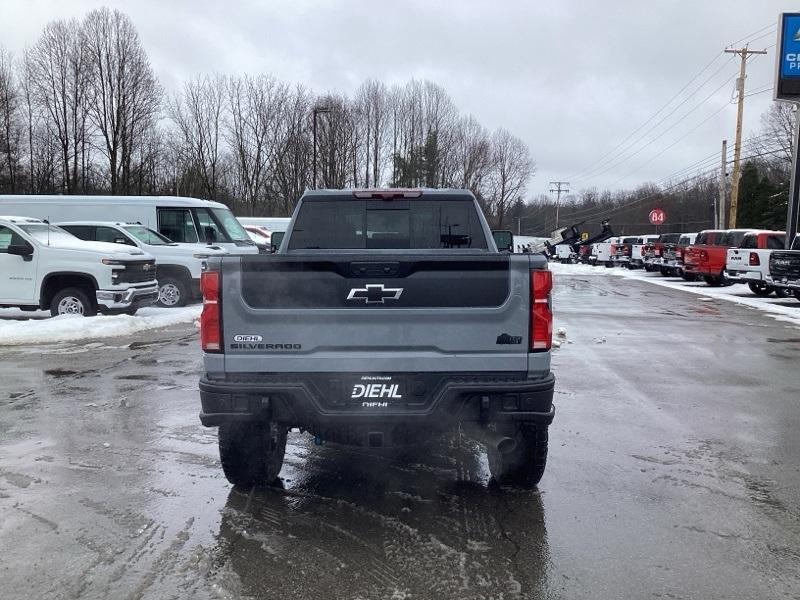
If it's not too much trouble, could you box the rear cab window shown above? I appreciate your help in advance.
[766,235,785,250]
[658,233,681,244]
[739,234,758,249]
[287,196,489,250]
[720,231,749,247]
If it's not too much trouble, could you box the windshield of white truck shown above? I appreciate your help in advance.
[288,199,488,250]
[124,225,174,246]
[209,208,251,242]
[17,224,80,244]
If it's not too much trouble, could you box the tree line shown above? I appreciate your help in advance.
[0,7,534,227]
[513,102,797,238]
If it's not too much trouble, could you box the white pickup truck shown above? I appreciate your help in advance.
[725,230,788,296]
[628,235,658,269]
[57,221,228,308]
[0,216,158,316]
[591,237,621,267]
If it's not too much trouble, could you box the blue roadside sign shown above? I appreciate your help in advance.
[776,13,800,100]
[780,15,800,78]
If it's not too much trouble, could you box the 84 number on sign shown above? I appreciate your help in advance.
[649,208,666,225]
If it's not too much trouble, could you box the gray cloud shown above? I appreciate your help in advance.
[0,0,793,194]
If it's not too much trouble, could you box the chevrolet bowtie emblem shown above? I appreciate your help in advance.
[347,284,403,304]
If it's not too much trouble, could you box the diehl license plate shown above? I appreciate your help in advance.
[348,375,404,407]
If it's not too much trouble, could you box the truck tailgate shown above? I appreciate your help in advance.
[215,252,547,375]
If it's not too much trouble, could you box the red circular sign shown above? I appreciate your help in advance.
[649,208,666,225]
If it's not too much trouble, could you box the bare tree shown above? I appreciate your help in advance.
[83,7,161,194]
[487,128,534,228]
[0,47,23,192]
[169,75,227,200]
[754,101,796,163]
[272,85,312,215]
[26,18,89,193]
[450,115,493,195]
[227,74,288,214]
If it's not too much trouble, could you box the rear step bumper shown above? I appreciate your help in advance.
[198,372,555,430]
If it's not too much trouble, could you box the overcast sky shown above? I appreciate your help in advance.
[0,0,795,198]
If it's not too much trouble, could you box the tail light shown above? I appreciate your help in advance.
[676,248,683,259]
[610,244,617,254]
[200,271,221,352]
[749,252,760,266]
[530,270,553,352]
[641,246,646,256]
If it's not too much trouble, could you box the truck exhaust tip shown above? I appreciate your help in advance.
[462,423,517,455]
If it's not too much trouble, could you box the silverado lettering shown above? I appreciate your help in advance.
[229,343,302,350]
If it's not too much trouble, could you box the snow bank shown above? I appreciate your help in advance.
[550,261,800,327]
[0,306,201,346]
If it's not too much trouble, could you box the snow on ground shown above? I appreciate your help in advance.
[0,306,201,346]
[550,261,800,328]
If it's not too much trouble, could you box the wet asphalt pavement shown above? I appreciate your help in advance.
[1,272,800,600]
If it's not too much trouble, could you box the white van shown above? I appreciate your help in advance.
[57,221,228,307]
[0,196,258,255]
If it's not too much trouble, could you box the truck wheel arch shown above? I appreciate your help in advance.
[155,264,193,287]
[40,272,99,310]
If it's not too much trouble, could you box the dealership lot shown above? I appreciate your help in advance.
[1,269,799,599]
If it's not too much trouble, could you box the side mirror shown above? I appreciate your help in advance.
[8,242,34,261]
[204,226,218,245]
[492,230,514,253]
[114,237,128,245]
[270,231,284,253]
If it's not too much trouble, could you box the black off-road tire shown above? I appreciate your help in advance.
[218,422,287,487]
[775,287,791,299]
[747,282,773,297]
[487,425,549,487]
[50,287,97,317]
[704,275,722,287]
[681,272,697,282]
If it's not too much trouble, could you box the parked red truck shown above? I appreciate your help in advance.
[682,229,781,286]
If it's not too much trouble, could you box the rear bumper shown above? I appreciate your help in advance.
[725,270,762,282]
[683,263,715,275]
[768,275,800,289]
[199,371,556,431]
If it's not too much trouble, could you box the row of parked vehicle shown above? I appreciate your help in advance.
[0,195,264,317]
[554,229,800,301]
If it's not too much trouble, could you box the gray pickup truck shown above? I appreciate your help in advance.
[198,189,555,487]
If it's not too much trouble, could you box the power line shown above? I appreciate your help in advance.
[572,58,737,184]
[575,70,737,186]
[566,52,727,181]
[607,101,731,188]
[727,23,775,47]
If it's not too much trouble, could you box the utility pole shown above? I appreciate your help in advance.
[787,107,800,247]
[549,181,570,230]
[517,217,521,236]
[725,45,767,227]
[718,139,727,228]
